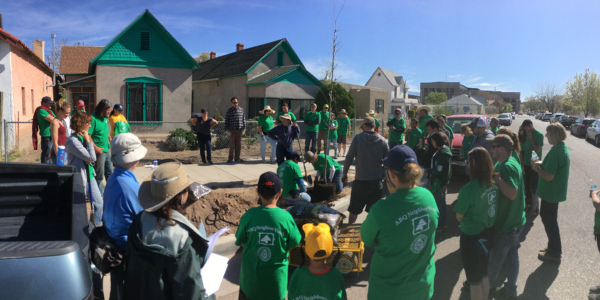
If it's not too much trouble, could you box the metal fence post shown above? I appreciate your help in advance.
[352,118,356,137]
[3,119,7,162]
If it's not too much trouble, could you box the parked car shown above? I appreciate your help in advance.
[587,120,600,145]
[528,111,535,116]
[536,113,543,119]
[558,115,574,128]
[518,111,523,115]
[550,113,564,123]
[511,112,516,120]
[571,117,596,137]
[446,114,491,162]
[497,113,512,126]
[541,113,553,121]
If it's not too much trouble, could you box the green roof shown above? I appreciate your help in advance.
[245,65,323,87]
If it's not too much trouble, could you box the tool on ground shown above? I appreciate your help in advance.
[296,137,313,185]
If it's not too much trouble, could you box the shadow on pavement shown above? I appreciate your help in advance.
[518,262,559,299]
[520,214,538,243]
[223,247,243,285]
[432,249,463,300]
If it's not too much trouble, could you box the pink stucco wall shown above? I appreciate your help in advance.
[11,45,53,122]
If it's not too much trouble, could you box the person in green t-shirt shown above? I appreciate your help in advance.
[454,147,498,300]
[258,106,277,163]
[305,151,343,194]
[591,191,600,288]
[366,110,380,133]
[35,96,57,164]
[386,108,406,149]
[460,124,475,160]
[304,103,321,153]
[235,172,302,300]
[275,102,297,126]
[71,99,87,116]
[276,152,310,206]
[490,117,500,136]
[497,128,522,165]
[521,119,543,214]
[361,145,438,300]
[317,104,330,153]
[418,107,433,138]
[533,123,570,263]
[89,99,113,195]
[327,113,339,157]
[336,109,351,157]
[487,135,526,297]
[407,118,423,150]
[437,115,454,149]
[289,223,347,300]
[427,131,452,228]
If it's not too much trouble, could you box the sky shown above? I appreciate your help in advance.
[3,0,600,99]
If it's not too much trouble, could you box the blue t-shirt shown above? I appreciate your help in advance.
[102,167,144,249]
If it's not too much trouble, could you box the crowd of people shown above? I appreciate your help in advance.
[30,94,584,299]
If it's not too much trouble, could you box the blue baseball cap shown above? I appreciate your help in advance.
[257,171,282,194]
[382,145,418,172]
[286,151,302,162]
[113,104,124,111]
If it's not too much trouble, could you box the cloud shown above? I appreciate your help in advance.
[303,58,363,83]
[465,77,483,83]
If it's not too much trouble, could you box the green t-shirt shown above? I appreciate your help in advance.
[328,120,339,140]
[304,111,321,132]
[494,157,526,234]
[523,129,544,166]
[537,142,570,203]
[288,267,347,300]
[277,111,296,123]
[453,180,499,235]
[277,160,302,197]
[337,117,350,136]
[70,109,85,116]
[374,117,380,129]
[512,149,521,165]
[419,114,433,137]
[408,128,423,149]
[360,187,438,300]
[445,124,455,139]
[258,115,274,135]
[318,111,330,130]
[88,112,110,152]
[312,154,342,177]
[462,135,474,159]
[37,109,56,137]
[595,211,600,233]
[490,127,499,136]
[235,206,302,300]
[388,117,406,143]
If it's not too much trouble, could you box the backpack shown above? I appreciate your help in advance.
[89,226,125,274]
[114,121,130,135]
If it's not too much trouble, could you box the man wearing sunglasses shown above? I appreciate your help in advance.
[225,97,246,163]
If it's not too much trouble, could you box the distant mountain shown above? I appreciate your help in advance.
[408,91,420,96]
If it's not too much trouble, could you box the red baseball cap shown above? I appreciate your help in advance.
[77,100,85,107]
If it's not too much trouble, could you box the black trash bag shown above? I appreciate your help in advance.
[286,203,346,246]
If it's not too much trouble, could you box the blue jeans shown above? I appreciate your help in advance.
[85,175,103,227]
[333,170,343,194]
[388,141,402,149]
[40,136,53,164]
[94,151,114,196]
[434,185,447,226]
[282,192,311,206]
[259,135,276,161]
[540,200,562,257]
[488,226,524,297]
[197,134,212,162]
[305,131,317,153]
[276,144,293,166]
[328,139,338,156]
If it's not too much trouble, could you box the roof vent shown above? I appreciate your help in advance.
[141,32,150,50]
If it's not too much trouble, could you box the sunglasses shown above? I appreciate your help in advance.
[491,144,501,149]
[232,102,238,104]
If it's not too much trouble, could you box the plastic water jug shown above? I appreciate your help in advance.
[57,146,66,166]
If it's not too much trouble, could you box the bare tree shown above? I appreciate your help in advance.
[45,39,88,74]
[533,81,563,113]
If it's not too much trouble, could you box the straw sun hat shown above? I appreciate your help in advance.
[260,105,275,114]
[366,110,377,117]
[138,162,194,212]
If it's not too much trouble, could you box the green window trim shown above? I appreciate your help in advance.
[126,76,163,125]
[277,50,284,67]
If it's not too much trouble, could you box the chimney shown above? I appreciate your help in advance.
[210,51,216,59]
[236,43,244,52]
[0,14,3,30]
[32,39,45,59]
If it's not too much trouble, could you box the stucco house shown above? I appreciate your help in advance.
[441,94,484,115]
[365,67,410,116]
[192,39,323,119]
[59,10,198,122]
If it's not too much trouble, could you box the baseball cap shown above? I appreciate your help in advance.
[303,223,333,260]
[110,133,148,165]
[200,108,207,114]
[286,151,302,162]
[395,108,401,114]
[468,117,487,130]
[311,103,317,107]
[323,104,329,108]
[77,100,85,107]
[113,104,124,111]
[362,117,375,127]
[491,117,499,123]
[257,172,282,194]
[382,145,418,172]
[304,151,317,162]
[41,96,54,104]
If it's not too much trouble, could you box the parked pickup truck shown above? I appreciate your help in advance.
[0,162,93,300]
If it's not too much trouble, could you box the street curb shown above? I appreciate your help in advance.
[212,195,352,257]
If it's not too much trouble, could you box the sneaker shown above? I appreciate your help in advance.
[461,281,470,291]
[208,160,213,165]
[497,287,518,300]
[261,159,267,163]
[202,161,208,164]
[539,247,549,254]
[590,285,600,294]
[538,252,561,263]
[236,158,245,163]
[227,159,233,164]
[589,294,600,300]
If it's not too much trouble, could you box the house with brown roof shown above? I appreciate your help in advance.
[59,10,198,122]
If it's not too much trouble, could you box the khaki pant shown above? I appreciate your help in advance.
[228,130,243,160]
[317,130,328,152]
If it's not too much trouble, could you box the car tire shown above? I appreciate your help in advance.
[596,135,599,146]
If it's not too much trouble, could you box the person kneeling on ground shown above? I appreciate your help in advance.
[124,162,214,300]
[288,223,347,300]
[235,172,302,300]
[102,133,147,300]
[305,151,343,194]
[277,151,311,206]
[268,113,300,166]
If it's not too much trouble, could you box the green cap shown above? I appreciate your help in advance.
[323,104,329,108]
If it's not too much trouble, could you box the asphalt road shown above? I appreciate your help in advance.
[217,115,600,300]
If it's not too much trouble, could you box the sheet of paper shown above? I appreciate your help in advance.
[201,253,229,297]
[205,226,229,262]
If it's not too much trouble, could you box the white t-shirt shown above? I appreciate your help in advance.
[63,116,72,137]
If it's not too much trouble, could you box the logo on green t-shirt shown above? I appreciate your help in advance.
[412,215,430,235]
[257,247,271,262]
[410,234,428,254]
[259,232,275,245]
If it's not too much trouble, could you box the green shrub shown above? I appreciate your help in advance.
[167,128,199,150]
[214,133,229,150]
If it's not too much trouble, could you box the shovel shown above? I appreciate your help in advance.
[297,137,313,185]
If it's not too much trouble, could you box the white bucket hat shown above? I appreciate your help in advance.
[110,133,147,166]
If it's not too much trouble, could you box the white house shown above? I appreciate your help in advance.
[365,67,410,116]
[441,94,484,115]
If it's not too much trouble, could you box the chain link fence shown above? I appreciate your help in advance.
[3,118,392,165]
